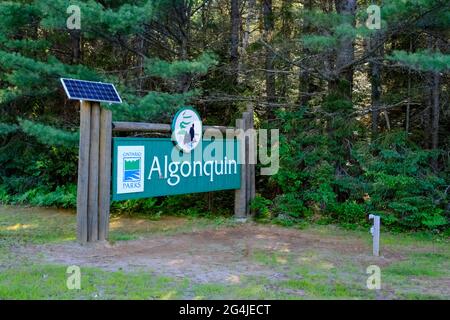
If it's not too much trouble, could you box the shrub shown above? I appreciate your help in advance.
[250,195,273,220]
[329,200,367,226]
[4,184,77,208]
[269,109,449,232]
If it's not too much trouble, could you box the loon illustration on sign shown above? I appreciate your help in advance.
[172,107,202,153]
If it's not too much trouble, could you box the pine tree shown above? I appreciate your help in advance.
[0,0,217,196]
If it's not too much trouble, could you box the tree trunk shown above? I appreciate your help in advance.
[298,0,314,107]
[298,71,314,106]
[431,71,440,150]
[405,37,413,134]
[230,0,240,84]
[242,0,257,89]
[333,0,356,100]
[176,1,191,93]
[263,0,276,119]
[424,94,432,149]
[424,35,437,150]
[279,0,292,100]
[70,30,81,64]
[242,0,256,51]
[369,33,383,134]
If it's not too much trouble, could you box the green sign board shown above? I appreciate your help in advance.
[112,137,241,201]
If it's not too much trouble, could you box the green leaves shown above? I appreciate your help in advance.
[18,119,79,148]
[388,50,450,72]
[273,107,448,232]
[112,90,199,122]
[353,131,448,231]
[302,35,337,51]
[38,0,155,35]
[145,53,218,79]
[0,123,19,135]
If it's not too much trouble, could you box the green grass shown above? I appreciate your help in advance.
[247,242,450,299]
[0,205,237,245]
[0,207,76,245]
[0,205,449,299]
[0,264,188,299]
[385,252,449,277]
[248,251,375,299]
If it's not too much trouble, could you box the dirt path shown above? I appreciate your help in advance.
[17,222,400,284]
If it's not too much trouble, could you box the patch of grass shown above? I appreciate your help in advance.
[0,206,76,245]
[384,252,449,278]
[108,233,140,242]
[232,283,268,299]
[0,264,188,299]
[397,292,446,300]
[0,205,237,246]
[191,278,299,300]
[277,277,371,299]
[191,271,377,300]
[252,250,290,267]
[192,283,229,299]
[250,250,375,299]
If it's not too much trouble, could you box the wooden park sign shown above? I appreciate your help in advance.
[112,137,241,200]
[61,78,255,243]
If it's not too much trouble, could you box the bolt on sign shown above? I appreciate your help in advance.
[112,107,241,200]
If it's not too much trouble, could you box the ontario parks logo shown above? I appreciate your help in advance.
[172,107,202,153]
[117,146,145,194]
[124,156,141,182]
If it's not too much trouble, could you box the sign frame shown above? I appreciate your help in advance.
[112,137,241,201]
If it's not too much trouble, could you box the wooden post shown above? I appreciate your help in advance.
[234,108,256,219]
[242,111,251,215]
[234,117,246,219]
[246,105,256,215]
[77,101,91,243]
[369,214,381,256]
[98,108,112,241]
[87,103,100,242]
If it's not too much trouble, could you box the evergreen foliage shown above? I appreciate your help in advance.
[0,0,448,233]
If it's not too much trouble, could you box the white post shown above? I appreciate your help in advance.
[369,214,380,256]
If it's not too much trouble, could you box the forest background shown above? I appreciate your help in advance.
[0,0,448,233]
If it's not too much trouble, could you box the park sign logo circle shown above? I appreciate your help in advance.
[171,107,202,153]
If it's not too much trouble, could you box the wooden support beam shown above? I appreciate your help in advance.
[112,121,231,134]
[234,118,246,219]
[87,103,100,242]
[77,101,91,243]
[203,125,233,134]
[113,122,170,132]
[246,105,256,215]
[98,108,112,241]
[242,111,251,216]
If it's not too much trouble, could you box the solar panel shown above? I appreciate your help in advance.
[60,78,122,104]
